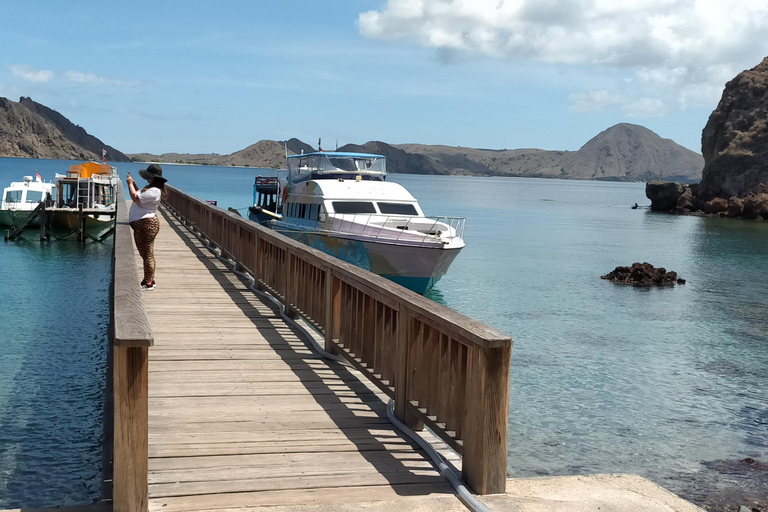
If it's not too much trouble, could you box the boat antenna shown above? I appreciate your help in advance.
[336,138,338,151]
[318,137,323,152]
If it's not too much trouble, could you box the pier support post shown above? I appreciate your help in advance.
[462,344,511,495]
[113,345,149,512]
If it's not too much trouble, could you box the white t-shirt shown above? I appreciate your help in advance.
[128,187,162,223]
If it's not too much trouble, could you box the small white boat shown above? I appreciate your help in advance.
[249,151,465,294]
[0,174,54,228]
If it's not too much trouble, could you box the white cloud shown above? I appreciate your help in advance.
[10,64,54,83]
[569,90,624,112]
[622,98,667,117]
[359,0,768,110]
[65,71,140,87]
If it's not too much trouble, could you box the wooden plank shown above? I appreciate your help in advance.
[148,482,455,512]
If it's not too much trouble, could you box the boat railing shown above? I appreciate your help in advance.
[319,215,466,245]
[163,185,511,495]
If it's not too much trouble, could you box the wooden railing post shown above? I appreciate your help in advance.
[113,346,149,512]
[324,269,340,354]
[462,344,511,495]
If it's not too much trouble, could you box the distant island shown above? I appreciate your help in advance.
[0,95,702,182]
[129,124,703,183]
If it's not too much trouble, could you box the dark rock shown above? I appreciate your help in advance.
[676,186,694,211]
[727,197,745,217]
[601,262,684,286]
[646,181,686,211]
[703,197,729,214]
[699,57,768,200]
[743,193,768,219]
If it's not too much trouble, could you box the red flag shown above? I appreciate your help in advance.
[102,149,107,163]
[35,172,42,181]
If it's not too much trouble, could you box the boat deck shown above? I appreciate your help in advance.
[140,208,464,511]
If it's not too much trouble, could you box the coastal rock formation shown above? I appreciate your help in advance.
[0,96,128,161]
[646,57,768,220]
[601,262,685,286]
[646,181,686,211]
[699,57,768,200]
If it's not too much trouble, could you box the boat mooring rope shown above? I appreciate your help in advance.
[164,206,491,512]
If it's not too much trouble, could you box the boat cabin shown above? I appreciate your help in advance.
[1,176,55,211]
[55,162,118,209]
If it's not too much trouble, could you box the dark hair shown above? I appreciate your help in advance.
[143,178,168,201]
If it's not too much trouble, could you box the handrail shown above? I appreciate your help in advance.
[110,180,152,512]
[164,185,512,494]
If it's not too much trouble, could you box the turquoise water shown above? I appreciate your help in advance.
[0,159,112,508]
[1,158,767,508]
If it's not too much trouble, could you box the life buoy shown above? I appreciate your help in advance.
[282,186,289,203]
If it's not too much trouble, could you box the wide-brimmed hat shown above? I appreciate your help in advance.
[139,164,167,184]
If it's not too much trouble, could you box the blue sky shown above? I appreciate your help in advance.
[1,0,767,155]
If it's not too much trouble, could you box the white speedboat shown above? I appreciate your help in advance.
[0,174,54,228]
[248,152,465,294]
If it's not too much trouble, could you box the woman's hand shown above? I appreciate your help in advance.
[126,172,135,186]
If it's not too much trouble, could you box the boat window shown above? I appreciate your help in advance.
[5,190,22,203]
[308,204,318,221]
[25,191,43,203]
[378,202,418,215]
[331,201,377,214]
[300,203,306,219]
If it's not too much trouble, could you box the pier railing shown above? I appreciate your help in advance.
[109,182,153,512]
[165,185,512,494]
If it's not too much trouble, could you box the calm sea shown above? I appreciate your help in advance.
[1,157,766,509]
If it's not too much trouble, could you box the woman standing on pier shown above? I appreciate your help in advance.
[127,164,167,290]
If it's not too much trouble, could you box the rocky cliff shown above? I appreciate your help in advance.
[699,57,768,200]
[0,96,128,161]
[646,57,768,219]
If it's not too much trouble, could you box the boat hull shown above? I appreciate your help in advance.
[0,209,43,228]
[51,211,114,240]
[275,228,461,294]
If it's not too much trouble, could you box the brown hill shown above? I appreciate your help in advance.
[559,123,703,182]
[397,124,703,182]
[337,141,449,175]
[0,96,128,161]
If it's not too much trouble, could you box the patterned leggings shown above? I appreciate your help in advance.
[130,216,160,284]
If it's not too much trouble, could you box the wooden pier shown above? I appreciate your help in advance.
[109,186,513,512]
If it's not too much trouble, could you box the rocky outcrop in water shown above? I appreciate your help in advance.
[601,262,685,286]
[646,57,768,219]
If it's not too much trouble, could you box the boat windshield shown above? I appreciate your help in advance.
[288,154,386,184]
[4,190,22,203]
[26,190,43,203]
